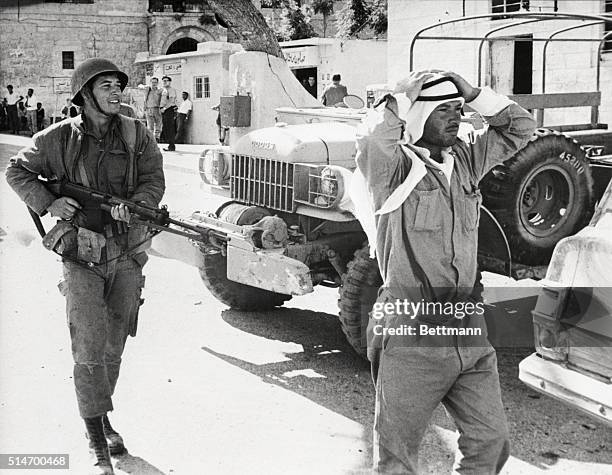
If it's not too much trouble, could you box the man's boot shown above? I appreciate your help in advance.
[102,414,126,455]
[84,416,114,474]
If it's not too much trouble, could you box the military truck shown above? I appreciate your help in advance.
[153,12,612,357]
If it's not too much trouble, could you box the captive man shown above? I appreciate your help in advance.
[351,70,536,474]
[6,58,165,474]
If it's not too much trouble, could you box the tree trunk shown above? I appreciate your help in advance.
[322,12,328,37]
[206,0,284,59]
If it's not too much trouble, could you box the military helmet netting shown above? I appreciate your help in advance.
[71,58,128,106]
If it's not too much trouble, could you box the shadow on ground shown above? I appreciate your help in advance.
[202,307,612,472]
[114,451,166,475]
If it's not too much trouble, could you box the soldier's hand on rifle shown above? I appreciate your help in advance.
[393,71,434,103]
[47,197,82,220]
[111,203,131,223]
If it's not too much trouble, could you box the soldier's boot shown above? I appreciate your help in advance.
[84,416,114,475]
[102,414,126,455]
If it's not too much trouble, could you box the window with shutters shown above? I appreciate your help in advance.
[194,76,210,99]
[491,0,528,18]
[62,51,74,70]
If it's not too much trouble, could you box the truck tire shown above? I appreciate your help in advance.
[480,129,594,265]
[338,247,382,358]
[198,251,291,311]
[198,202,291,311]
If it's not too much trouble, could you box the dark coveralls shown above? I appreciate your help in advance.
[357,88,536,474]
[6,114,165,418]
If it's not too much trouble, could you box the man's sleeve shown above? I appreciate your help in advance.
[5,135,57,215]
[130,127,165,207]
[466,87,537,180]
[321,86,328,105]
[355,95,410,198]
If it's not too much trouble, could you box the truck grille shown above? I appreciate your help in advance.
[231,155,294,212]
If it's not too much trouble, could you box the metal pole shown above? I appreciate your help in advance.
[542,22,602,94]
[596,31,612,92]
[410,11,612,71]
[477,18,543,87]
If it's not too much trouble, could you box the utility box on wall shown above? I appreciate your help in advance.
[220,95,251,127]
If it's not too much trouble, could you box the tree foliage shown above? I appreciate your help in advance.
[311,0,334,37]
[335,0,387,38]
[275,0,317,41]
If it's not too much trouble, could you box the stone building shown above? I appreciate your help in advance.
[0,0,227,120]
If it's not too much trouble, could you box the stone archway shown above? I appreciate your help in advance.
[160,26,216,55]
[166,37,199,54]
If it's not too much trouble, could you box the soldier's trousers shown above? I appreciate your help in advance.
[60,248,146,418]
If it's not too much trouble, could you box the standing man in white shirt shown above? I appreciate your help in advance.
[160,76,177,151]
[175,91,192,144]
[4,85,23,134]
[24,88,38,136]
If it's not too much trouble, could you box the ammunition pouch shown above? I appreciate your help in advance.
[77,227,106,264]
[42,221,78,258]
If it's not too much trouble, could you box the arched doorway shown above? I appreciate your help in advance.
[166,37,198,55]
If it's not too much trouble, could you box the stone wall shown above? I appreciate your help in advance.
[0,0,150,119]
[0,0,225,120]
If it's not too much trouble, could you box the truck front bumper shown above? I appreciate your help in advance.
[149,212,313,296]
[519,353,612,426]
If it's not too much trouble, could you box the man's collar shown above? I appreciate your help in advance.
[76,112,120,136]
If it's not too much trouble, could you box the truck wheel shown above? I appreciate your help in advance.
[480,129,594,265]
[338,247,382,359]
[199,251,291,311]
[198,202,292,311]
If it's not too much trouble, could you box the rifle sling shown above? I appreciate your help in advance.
[28,206,47,238]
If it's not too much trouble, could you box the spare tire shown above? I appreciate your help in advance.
[338,247,382,358]
[480,129,594,265]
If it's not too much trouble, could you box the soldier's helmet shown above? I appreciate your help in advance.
[71,58,128,106]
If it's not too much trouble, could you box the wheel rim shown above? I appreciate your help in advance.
[518,164,574,238]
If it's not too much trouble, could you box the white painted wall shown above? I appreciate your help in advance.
[388,0,611,127]
[280,38,387,103]
[135,42,241,144]
[228,51,322,145]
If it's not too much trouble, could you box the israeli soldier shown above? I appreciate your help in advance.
[6,58,165,474]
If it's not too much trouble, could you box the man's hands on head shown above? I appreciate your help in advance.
[47,197,81,220]
[425,69,481,102]
[393,71,434,103]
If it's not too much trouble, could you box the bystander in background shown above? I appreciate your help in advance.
[321,74,348,106]
[24,88,38,136]
[175,91,192,144]
[139,77,162,142]
[61,98,79,119]
[4,85,23,134]
[36,102,45,131]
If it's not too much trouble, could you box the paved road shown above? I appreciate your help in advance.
[0,135,610,474]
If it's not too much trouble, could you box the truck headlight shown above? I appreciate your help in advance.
[310,166,344,208]
[200,149,230,186]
